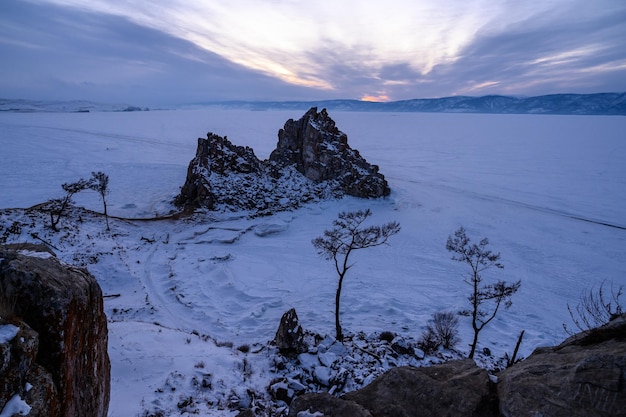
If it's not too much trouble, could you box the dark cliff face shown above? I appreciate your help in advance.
[175,107,390,212]
[0,245,110,417]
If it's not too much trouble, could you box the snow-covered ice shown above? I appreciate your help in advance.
[0,109,625,416]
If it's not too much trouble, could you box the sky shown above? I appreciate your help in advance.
[1,0,625,105]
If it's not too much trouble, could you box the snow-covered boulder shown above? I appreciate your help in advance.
[0,245,110,417]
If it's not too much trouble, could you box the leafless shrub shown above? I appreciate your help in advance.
[418,311,460,354]
[1,221,22,244]
[379,331,395,343]
[564,280,623,334]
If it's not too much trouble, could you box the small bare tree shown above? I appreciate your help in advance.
[89,171,110,230]
[564,280,623,334]
[312,209,400,342]
[43,178,90,231]
[446,227,521,359]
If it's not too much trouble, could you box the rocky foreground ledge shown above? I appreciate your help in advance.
[282,313,626,417]
[175,107,390,213]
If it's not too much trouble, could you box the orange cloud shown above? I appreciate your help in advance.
[360,94,391,102]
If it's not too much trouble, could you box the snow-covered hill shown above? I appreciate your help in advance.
[0,98,147,113]
[0,109,625,416]
[197,92,626,115]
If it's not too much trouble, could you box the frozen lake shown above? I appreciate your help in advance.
[1,108,625,416]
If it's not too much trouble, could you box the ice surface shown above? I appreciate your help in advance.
[0,109,625,416]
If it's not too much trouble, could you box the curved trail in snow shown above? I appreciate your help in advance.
[390,176,626,231]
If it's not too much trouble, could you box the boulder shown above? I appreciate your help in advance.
[273,308,306,354]
[288,392,372,417]
[0,245,110,417]
[498,314,626,417]
[0,318,61,416]
[343,359,497,417]
[270,107,390,198]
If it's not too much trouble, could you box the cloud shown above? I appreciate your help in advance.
[2,0,625,103]
[0,0,320,104]
[415,1,626,96]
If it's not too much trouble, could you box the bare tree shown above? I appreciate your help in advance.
[43,178,89,231]
[446,226,521,359]
[312,209,400,342]
[564,280,623,334]
[89,171,110,230]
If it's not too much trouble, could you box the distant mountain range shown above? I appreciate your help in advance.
[2,93,625,115]
[0,99,146,113]
[204,93,626,115]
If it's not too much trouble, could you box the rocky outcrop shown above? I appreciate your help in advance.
[286,316,626,417]
[270,108,390,198]
[0,245,110,417]
[175,108,390,212]
[288,359,497,417]
[175,133,263,209]
[273,308,306,355]
[0,318,61,416]
[498,314,626,417]
[343,360,497,417]
[288,392,372,417]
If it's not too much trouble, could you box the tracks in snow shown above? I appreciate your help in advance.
[391,176,626,231]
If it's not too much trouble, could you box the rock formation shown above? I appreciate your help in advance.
[344,359,497,417]
[270,107,390,198]
[1,318,61,416]
[288,359,497,417]
[273,308,306,354]
[288,392,372,417]
[175,108,390,212]
[498,314,626,417]
[285,315,626,417]
[0,244,110,417]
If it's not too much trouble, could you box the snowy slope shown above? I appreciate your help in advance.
[1,109,625,416]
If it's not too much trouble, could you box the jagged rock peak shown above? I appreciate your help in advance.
[270,107,390,198]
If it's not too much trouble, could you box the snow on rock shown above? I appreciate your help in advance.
[0,325,18,344]
[0,394,31,417]
[0,317,61,416]
[254,222,289,237]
